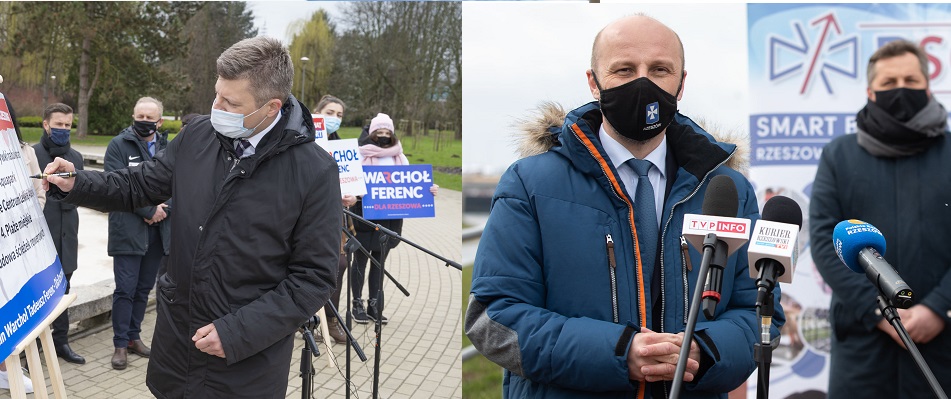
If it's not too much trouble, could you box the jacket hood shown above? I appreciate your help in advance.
[514,101,750,175]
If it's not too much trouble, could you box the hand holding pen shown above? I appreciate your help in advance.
[41,157,78,192]
[30,172,77,179]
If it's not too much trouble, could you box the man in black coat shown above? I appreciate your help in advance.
[42,37,340,398]
[811,39,951,397]
[32,103,85,365]
[104,96,172,370]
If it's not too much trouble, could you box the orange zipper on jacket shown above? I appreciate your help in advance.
[571,122,647,399]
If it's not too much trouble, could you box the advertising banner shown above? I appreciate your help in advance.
[747,4,951,396]
[320,138,367,197]
[362,165,435,220]
[0,93,66,361]
[312,114,329,148]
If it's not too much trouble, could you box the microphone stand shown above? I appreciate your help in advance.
[342,208,461,399]
[343,226,411,298]
[670,233,726,398]
[754,290,774,399]
[343,208,463,271]
[299,316,321,399]
[341,225,402,399]
[876,295,948,399]
[299,307,368,399]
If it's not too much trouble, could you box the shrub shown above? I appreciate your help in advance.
[15,116,81,128]
[16,116,43,127]
[162,120,182,133]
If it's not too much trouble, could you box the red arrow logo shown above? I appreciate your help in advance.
[800,12,842,95]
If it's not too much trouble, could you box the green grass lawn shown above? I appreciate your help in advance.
[22,125,461,191]
[463,264,503,398]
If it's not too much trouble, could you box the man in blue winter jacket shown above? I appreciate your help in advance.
[465,14,783,399]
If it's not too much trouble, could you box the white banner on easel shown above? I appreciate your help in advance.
[0,92,66,362]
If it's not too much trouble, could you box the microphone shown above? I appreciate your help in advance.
[681,175,751,320]
[832,220,914,309]
[747,195,802,306]
[671,175,751,398]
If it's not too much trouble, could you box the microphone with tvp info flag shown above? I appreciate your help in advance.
[832,219,947,399]
[670,175,751,399]
[681,175,751,319]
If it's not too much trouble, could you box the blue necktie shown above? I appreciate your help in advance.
[235,139,252,158]
[148,141,155,157]
[628,158,658,271]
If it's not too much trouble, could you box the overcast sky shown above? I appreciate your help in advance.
[462,3,749,175]
[248,1,345,44]
[248,2,752,175]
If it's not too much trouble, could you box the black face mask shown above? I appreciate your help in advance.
[874,88,930,122]
[375,136,392,147]
[133,120,158,137]
[594,74,680,141]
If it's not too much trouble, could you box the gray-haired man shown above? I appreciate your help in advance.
[42,36,341,398]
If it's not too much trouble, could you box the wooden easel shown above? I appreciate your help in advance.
[316,307,339,370]
[2,293,75,399]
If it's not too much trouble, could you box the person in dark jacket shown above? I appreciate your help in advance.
[314,94,356,344]
[466,15,782,399]
[810,39,951,398]
[350,113,438,325]
[32,102,86,365]
[104,96,172,370]
[41,36,340,399]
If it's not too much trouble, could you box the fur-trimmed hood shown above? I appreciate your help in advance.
[514,101,751,176]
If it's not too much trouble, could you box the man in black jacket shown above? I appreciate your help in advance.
[811,39,951,397]
[41,37,340,398]
[32,103,85,365]
[104,96,172,370]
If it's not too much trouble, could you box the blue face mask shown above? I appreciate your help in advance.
[210,100,269,139]
[49,128,71,146]
[324,116,342,134]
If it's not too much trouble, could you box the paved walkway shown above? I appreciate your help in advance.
[2,186,462,398]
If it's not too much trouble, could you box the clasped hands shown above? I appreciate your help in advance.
[876,304,945,349]
[628,328,701,383]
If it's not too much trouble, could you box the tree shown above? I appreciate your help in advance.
[0,2,202,135]
[332,3,461,135]
[175,2,257,115]
[287,10,336,110]
[0,2,70,113]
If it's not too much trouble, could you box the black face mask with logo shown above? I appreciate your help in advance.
[133,120,158,137]
[593,74,681,142]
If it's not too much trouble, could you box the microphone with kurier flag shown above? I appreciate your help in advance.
[0,91,67,362]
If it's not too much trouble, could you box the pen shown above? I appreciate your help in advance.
[30,172,77,179]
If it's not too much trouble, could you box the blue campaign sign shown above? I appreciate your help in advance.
[362,165,435,220]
